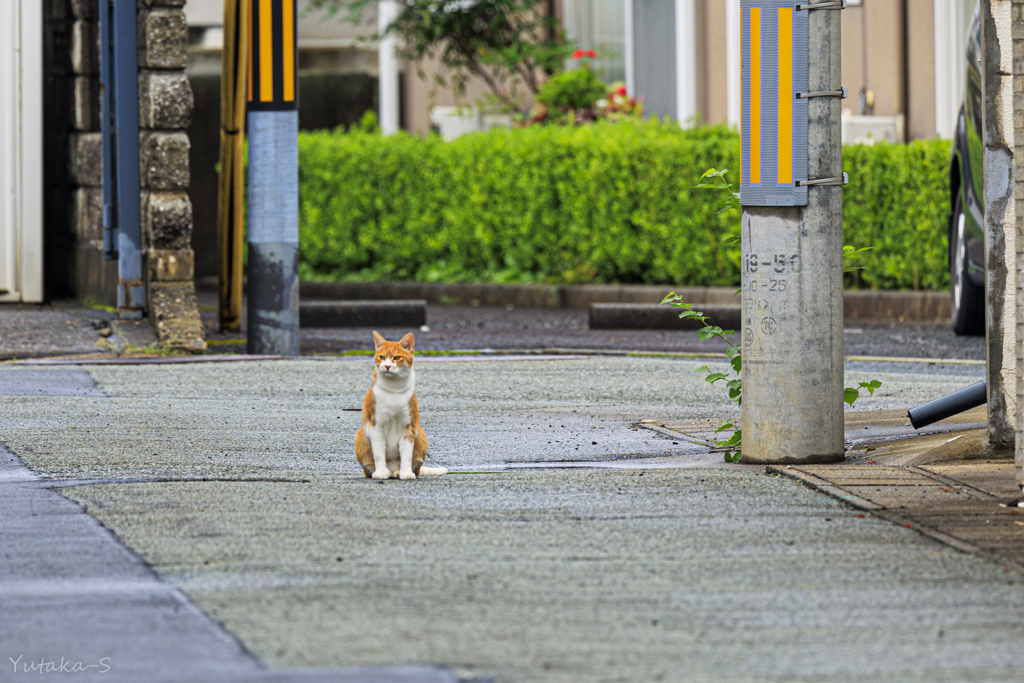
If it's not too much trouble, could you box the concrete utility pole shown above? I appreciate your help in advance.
[980,0,1017,449]
[740,2,844,464]
[1010,0,1024,492]
[247,0,300,356]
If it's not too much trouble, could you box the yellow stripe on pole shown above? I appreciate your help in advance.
[258,0,273,102]
[283,0,295,101]
[777,8,793,185]
[749,8,761,185]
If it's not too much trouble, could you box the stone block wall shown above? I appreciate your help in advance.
[64,0,204,351]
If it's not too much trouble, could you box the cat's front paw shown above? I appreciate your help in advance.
[371,468,391,480]
[398,470,416,481]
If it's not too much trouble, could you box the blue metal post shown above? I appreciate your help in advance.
[247,0,300,356]
[98,0,117,261]
[112,0,144,319]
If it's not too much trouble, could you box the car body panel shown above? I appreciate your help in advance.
[951,4,985,287]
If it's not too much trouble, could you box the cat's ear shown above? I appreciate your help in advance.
[373,331,386,349]
[399,333,414,351]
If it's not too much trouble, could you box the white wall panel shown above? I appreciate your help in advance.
[0,0,43,303]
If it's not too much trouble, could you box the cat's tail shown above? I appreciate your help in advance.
[418,466,448,476]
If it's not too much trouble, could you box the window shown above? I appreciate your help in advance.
[561,0,626,84]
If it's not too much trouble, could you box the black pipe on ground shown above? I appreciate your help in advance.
[908,380,987,430]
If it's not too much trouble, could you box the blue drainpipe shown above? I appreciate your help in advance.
[98,0,144,319]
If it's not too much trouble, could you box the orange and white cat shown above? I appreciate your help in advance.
[354,331,447,480]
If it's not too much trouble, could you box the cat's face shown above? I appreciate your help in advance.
[372,331,414,379]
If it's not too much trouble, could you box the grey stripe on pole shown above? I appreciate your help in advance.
[247,111,299,356]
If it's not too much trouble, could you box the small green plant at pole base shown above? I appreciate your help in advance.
[660,294,743,462]
[663,168,883,462]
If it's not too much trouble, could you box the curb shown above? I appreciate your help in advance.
[300,300,426,328]
[589,303,742,331]
[293,280,951,322]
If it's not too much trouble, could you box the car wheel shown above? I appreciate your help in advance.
[950,192,984,336]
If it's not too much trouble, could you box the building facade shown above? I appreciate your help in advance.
[569,0,977,143]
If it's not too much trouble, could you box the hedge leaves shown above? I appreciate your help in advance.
[298,119,950,290]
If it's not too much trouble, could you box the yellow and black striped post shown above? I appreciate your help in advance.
[246,0,299,356]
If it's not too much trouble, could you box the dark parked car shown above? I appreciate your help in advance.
[949,3,985,336]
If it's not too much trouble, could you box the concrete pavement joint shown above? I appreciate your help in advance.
[767,466,884,511]
[0,441,458,682]
[909,465,1006,501]
[30,476,314,489]
[767,465,1024,574]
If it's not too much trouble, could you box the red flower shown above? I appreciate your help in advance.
[617,86,627,96]
[585,49,597,58]
[572,49,584,59]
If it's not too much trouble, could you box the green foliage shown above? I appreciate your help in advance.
[842,139,952,290]
[304,0,571,109]
[355,110,380,134]
[661,293,742,462]
[695,167,740,215]
[299,119,742,284]
[298,123,951,290]
[844,380,882,407]
[82,297,116,314]
[535,66,608,111]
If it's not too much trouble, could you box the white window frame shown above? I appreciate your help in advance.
[0,0,43,303]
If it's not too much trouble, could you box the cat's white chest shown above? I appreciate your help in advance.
[372,375,414,425]
[369,372,415,459]
[372,387,411,423]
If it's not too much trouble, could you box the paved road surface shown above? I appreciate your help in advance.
[1,357,1021,682]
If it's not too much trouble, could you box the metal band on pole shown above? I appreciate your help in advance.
[796,87,847,99]
[246,0,300,356]
[795,1,845,9]
[795,173,848,187]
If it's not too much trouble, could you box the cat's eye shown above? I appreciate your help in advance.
[378,355,385,360]
[394,358,403,363]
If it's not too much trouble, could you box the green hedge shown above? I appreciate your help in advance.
[842,139,951,290]
[298,120,951,290]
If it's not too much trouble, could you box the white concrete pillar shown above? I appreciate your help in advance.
[980,0,1016,447]
[726,0,741,129]
[675,0,697,123]
[378,0,400,135]
[1011,0,1024,490]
